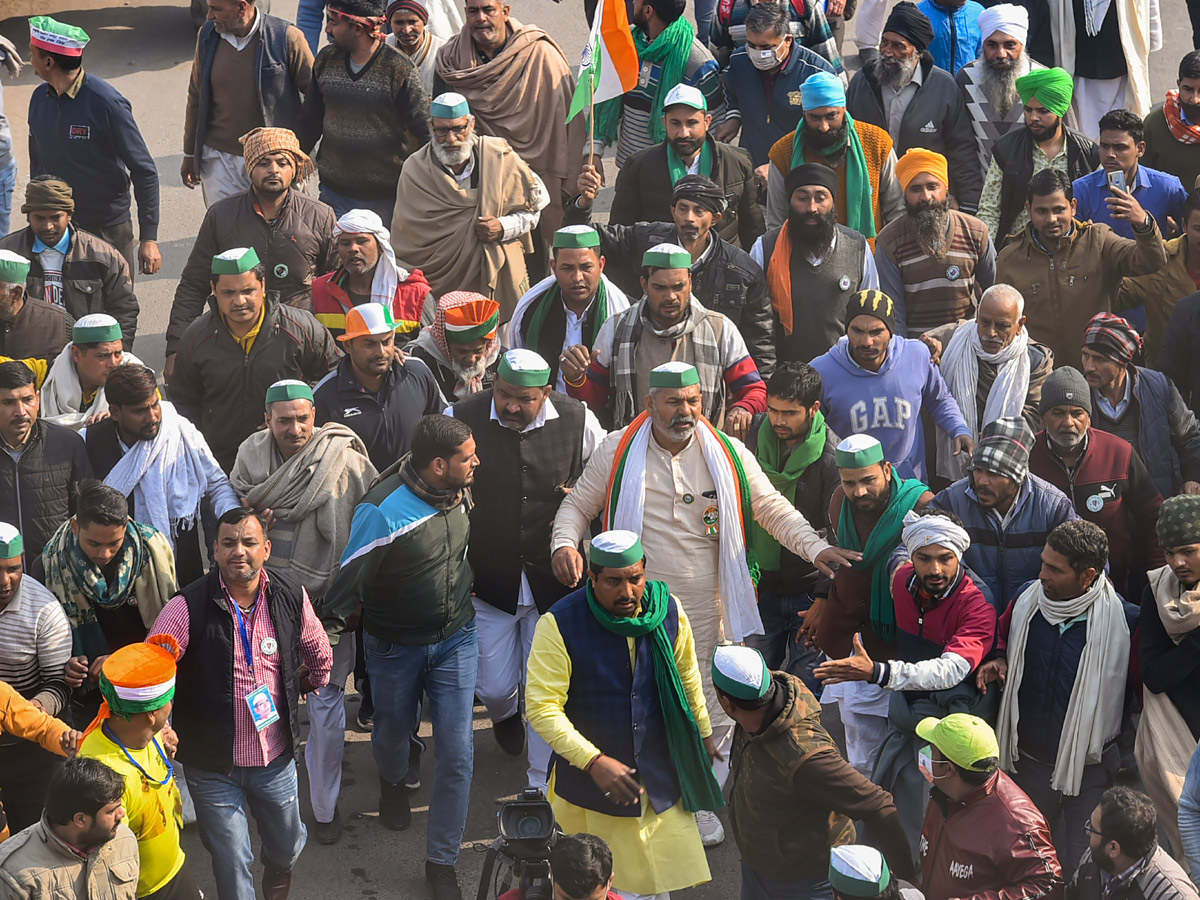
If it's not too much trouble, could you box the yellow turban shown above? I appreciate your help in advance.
[895,148,949,193]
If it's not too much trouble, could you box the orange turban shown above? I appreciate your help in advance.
[895,149,949,193]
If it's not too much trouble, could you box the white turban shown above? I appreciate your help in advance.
[902,510,971,560]
[334,209,409,305]
[977,4,1028,45]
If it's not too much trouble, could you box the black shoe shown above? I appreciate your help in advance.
[492,713,526,756]
[314,807,343,845]
[425,862,462,900]
[379,777,411,831]
[356,708,374,733]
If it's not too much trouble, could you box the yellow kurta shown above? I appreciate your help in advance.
[526,600,712,896]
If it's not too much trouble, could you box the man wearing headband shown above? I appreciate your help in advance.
[917,714,1063,900]
[28,17,161,279]
[845,2,982,213]
[875,148,996,337]
[170,248,339,471]
[590,83,763,251]
[816,508,996,847]
[165,126,334,382]
[996,168,1166,370]
[765,70,906,238]
[753,162,879,365]
[716,644,915,898]
[1143,51,1200,194]
[978,67,1097,244]
[384,0,444,93]
[296,0,431,222]
[1028,364,1163,602]
[181,0,313,207]
[0,178,139,348]
[40,315,143,431]
[445,349,604,789]
[570,173,773,379]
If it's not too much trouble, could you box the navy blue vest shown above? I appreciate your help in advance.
[550,587,682,818]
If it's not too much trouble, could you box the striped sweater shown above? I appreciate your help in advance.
[0,578,71,721]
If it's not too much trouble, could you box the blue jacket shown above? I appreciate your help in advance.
[28,73,159,240]
[724,42,835,167]
[811,335,969,481]
[928,474,1079,611]
[917,0,983,75]
[1073,165,1188,241]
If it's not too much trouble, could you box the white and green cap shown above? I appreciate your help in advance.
[498,349,552,387]
[0,250,29,287]
[663,83,707,112]
[642,242,692,270]
[648,361,700,389]
[829,846,892,898]
[553,225,601,250]
[265,379,314,406]
[73,313,122,346]
[30,16,90,56]
[589,530,644,569]
[431,92,470,119]
[211,247,261,276]
[0,522,22,560]
[835,434,885,470]
[712,645,771,701]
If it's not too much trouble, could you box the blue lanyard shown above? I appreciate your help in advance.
[103,723,173,787]
[232,600,257,680]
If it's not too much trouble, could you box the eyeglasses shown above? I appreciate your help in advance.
[1083,819,1104,838]
[433,124,470,139]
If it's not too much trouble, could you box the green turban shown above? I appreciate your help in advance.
[1016,67,1074,118]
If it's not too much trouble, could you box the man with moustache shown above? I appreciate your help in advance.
[408,293,503,403]
[875,148,996,337]
[752,163,879,365]
[1144,51,1200,193]
[384,0,444,94]
[0,250,71,374]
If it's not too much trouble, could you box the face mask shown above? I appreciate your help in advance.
[749,46,781,70]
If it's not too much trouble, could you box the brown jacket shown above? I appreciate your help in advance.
[0,298,72,364]
[0,819,139,900]
[995,218,1166,371]
[1115,234,1197,366]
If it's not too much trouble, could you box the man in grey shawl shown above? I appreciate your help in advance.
[230,378,377,846]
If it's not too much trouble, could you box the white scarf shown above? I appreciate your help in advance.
[997,575,1130,795]
[609,414,763,641]
[40,348,144,431]
[937,322,1030,480]
[103,401,210,551]
[333,210,410,307]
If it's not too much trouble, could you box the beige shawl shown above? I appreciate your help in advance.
[230,423,377,599]
[391,135,537,317]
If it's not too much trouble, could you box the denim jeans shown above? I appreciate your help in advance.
[318,185,395,224]
[185,755,306,900]
[365,620,478,866]
[1179,741,1200,875]
[744,590,823,698]
[0,159,17,238]
[741,862,834,900]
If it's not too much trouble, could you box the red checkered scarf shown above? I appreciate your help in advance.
[1164,91,1200,146]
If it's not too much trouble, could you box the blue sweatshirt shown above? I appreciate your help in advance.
[811,335,970,481]
[28,72,159,241]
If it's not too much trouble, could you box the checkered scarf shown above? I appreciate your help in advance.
[969,416,1033,483]
[239,127,315,181]
[1083,312,1142,367]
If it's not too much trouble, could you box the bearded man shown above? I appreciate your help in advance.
[408,292,502,402]
[875,149,996,337]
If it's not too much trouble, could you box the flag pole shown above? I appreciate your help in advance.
[588,88,596,172]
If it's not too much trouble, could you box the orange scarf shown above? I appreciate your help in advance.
[1164,90,1200,146]
[767,227,797,335]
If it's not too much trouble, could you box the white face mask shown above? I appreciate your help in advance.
[749,44,782,70]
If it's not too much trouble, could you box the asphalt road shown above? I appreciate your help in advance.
[0,1,1189,897]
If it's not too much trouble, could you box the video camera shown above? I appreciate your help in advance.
[476,788,561,900]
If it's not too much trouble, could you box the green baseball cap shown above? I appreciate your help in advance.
[915,713,1000,772]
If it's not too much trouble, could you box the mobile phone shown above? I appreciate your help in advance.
[1107,169,1128,194]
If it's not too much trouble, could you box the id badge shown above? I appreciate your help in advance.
[246,686,280,732]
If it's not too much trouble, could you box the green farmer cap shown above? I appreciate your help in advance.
[498,349,552,388]
[829,846,892,898]
[72,313,122,346]
[589,530,644,569]
[0,522,22,560]
[648,361,700,389]
[915,713,1000,772]
[29,16,90,57]
[836,434,885,470]
[265,379,314,406]
[553,225,601,250]
[642,242,692,270]
[430,92,470,119]
[211,247,261,276]
[0,250,29,287]
[711,645,771,701]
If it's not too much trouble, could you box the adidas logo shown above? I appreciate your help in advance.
[920,120,937,133]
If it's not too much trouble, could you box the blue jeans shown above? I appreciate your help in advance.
[365,620,478,866]
[185,755,306,900]
[318,184,394,224]
[741,862,834,900]
[744,590,823,698]
[1179,741,1200,875]
[295,0,325,54]
[694,0,717,51]
[0,159,17,238]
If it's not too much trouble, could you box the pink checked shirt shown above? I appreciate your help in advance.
[151,570,332,768]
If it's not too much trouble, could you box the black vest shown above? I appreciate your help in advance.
[455,391,586,613]
[171,566,306,774]
[991,125,1099,246]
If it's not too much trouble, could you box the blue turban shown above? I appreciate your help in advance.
[801,71,846,110]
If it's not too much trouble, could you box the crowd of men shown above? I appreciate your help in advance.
[0,0,1199,898]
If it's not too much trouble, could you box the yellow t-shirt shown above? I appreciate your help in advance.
[80,727,186,896]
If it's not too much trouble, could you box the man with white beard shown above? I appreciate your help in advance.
[391,92,548,322]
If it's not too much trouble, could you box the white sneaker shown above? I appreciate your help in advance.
[695,809,725,847]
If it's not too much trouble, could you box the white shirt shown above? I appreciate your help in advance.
[448,151,549,241]
[219,8,263,51]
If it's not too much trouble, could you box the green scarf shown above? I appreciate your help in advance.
[586,579,725,812]
[835,472,927,643]
[592,17,696,145]
[525,279,609,354]
[751,411,828,572]
[790,111,877,239]
[666,139,713,184]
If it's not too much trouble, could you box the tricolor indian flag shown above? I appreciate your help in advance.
[566,0,639,123]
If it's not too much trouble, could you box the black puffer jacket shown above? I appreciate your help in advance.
[0,420,92,556]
